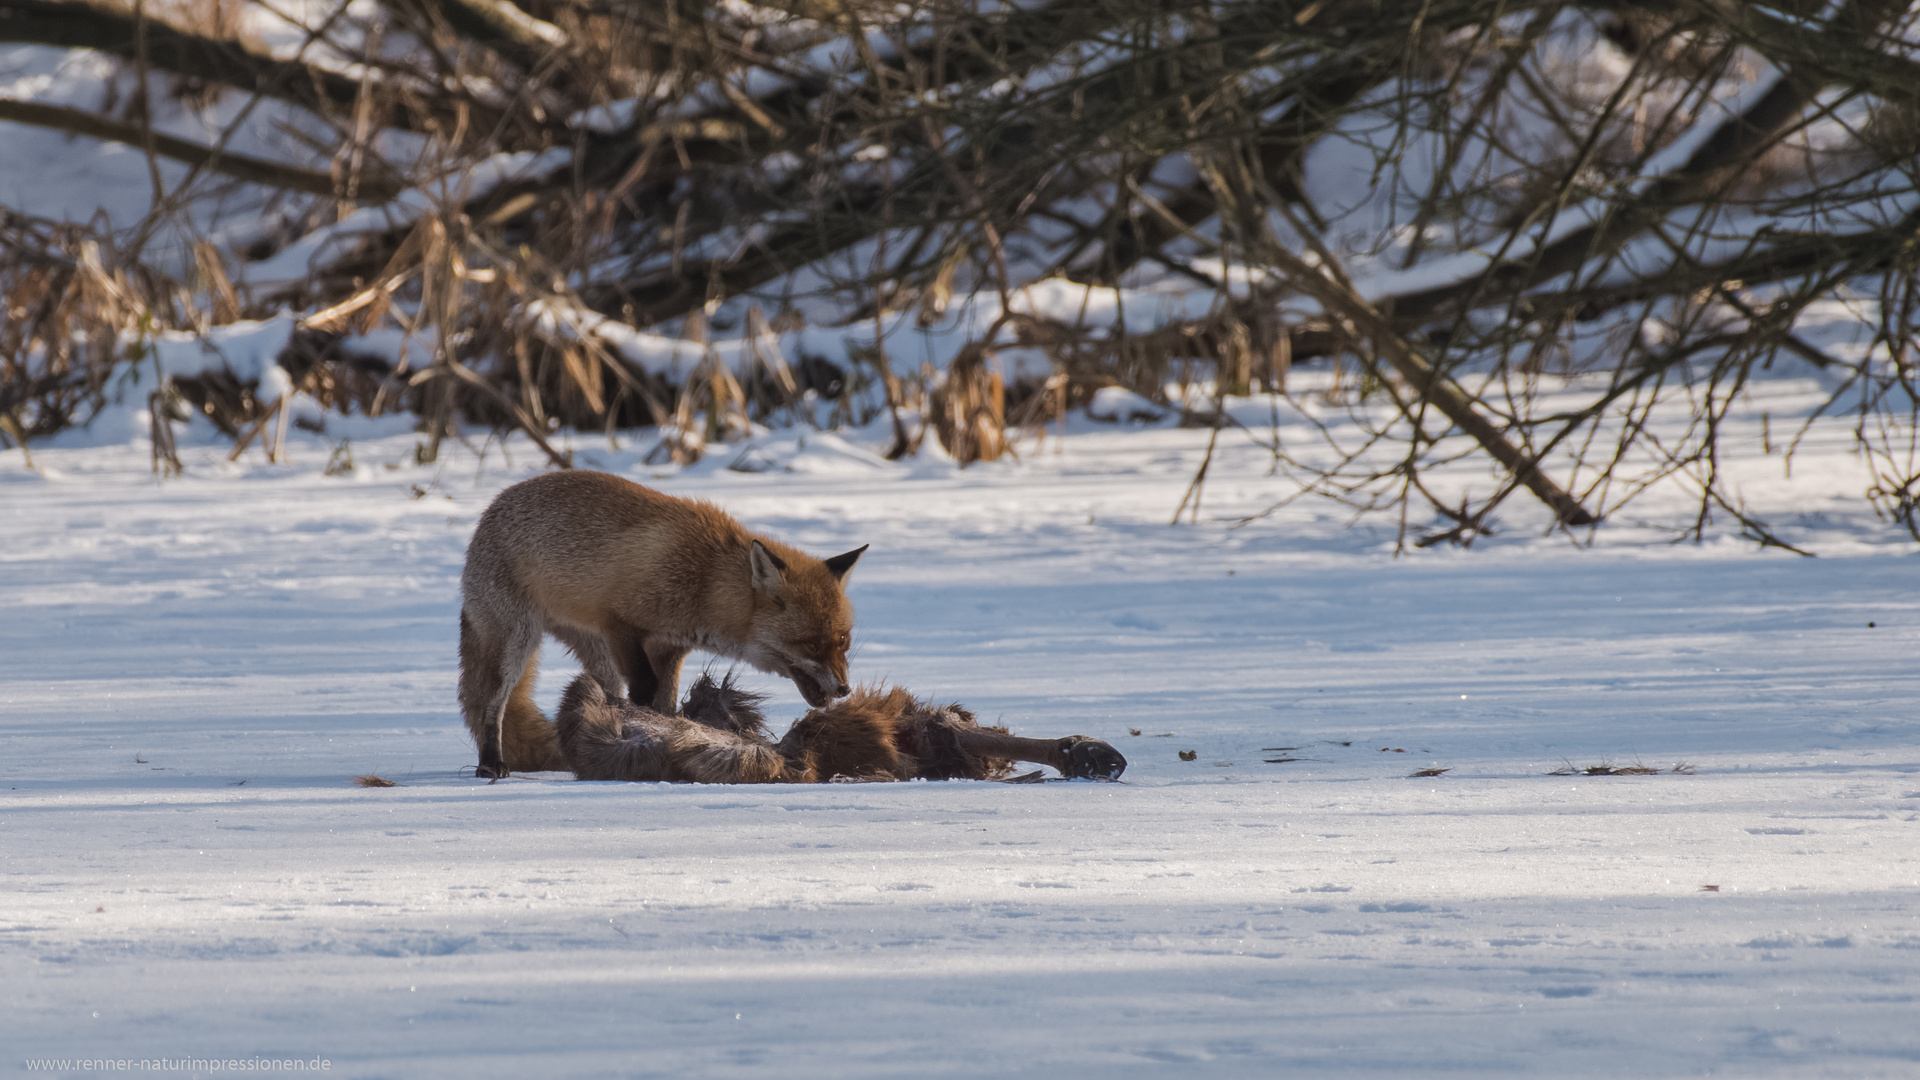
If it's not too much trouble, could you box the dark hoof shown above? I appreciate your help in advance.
[1058,736,1127,780]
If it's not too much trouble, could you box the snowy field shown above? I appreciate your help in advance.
[3,385,1918,1078]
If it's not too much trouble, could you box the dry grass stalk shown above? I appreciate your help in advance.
[743,305,798,407]
[646,311,751,464]
[1,216,187,466]
[192,241,241,326]
[929,345,1006,466]
[0,412,33,469]
[699,354,750,447]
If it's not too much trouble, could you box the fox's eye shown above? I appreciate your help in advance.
[838,631,851,651]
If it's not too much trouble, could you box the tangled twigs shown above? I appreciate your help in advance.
[0,0,1913,547]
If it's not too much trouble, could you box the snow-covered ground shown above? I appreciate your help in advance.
[3,391,1917,1078]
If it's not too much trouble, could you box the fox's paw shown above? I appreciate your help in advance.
[475,759,510,781]
[1057,737,1127,781]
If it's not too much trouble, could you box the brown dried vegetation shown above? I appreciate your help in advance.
[0,0,1915,544]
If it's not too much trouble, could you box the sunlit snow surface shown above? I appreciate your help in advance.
[3,393,1917,1078]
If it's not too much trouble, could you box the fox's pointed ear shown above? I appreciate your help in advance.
[822,544,867,583]
[749,540,787,593]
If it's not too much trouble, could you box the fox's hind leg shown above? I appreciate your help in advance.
[457,610,502,775]
[499,659,568,772]
[460,606,543,779]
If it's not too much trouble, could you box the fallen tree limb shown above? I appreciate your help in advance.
[0,98,404,200]
[0,0,497,137]
[1683,0,1920,109]
[414,0,563,74]
[1521,206,1920,326]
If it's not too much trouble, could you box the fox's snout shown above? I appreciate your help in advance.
[793,668,852,707]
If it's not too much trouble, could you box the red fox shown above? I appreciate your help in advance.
[458,470,865,778]
[557,672,1129,783]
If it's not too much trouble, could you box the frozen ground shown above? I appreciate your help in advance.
[3,385,1918,1078]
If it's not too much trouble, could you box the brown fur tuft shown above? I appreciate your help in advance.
[775,687,1015,781]
[680,671,773,739]
[556,674,796,784]
[776,686,917,781]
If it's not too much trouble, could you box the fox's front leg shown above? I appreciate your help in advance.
[640,640,690,714]
[617,629,660,711]
[613,627,684,713]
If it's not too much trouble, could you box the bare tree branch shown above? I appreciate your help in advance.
[0,0,499,136]
[0,98,404,199]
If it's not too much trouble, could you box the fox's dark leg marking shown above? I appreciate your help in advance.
[625,648,659,710]
[619,637,661,714]
[476,746,506,780]
[604,624,658,712]
[643,643,689,714]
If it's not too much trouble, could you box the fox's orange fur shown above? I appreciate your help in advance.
[459,470,864,778]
